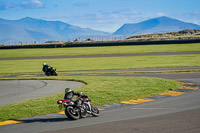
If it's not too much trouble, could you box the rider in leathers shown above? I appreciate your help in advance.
[64,88,86,107]
[42,63,53,73]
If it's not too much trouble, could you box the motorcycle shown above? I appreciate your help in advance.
[57,95,100,120]
[43,68,57,76]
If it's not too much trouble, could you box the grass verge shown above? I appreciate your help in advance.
[0,43,200,58]
[0,54,200,74]
[0,76,182,121]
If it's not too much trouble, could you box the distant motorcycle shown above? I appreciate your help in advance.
[42,63,57,76]
[57,95,100,120]
[43,68,57,76]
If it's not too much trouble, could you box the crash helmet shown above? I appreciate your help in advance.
[43,63,47,66]
[65,88,72,93]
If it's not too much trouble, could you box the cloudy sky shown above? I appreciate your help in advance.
[0,0,200,32]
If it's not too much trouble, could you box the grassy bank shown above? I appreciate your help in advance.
[0,76,182,121]
[0,43,200,58]
[0,54,200,74]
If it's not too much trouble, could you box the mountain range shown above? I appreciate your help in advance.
[113,16,200,36]
[0,17,110,44]
[1,16,200,44]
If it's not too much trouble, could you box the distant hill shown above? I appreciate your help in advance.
[113,16,200,36]
[125,29,200,41]
[0,17,110,44]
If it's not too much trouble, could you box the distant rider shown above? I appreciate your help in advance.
[42,63,53,73]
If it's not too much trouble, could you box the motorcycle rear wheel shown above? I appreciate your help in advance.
[65,106,80,120]
[45,72,50,76]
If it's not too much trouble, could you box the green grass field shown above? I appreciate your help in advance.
[0,43,200,58]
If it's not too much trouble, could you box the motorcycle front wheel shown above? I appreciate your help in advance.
[53,71,57,76]
[65,106,80,120]
[91,104,100,117]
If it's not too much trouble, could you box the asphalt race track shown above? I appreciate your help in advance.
[0,80,85,106]
[0,51,200,133]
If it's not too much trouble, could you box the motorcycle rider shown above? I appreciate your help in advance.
[42,63,53,73]
[64,88,86,107]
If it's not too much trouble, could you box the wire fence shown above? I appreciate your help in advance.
[1,35,200,46]
[0,35,128,45]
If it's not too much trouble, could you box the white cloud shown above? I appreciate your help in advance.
[157,12,166,17]
[193,20,199,24]
[0,0,44,10]
[21,0,44,9]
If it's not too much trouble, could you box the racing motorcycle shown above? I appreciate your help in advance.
[57,95,100,120]
[43,68,57,76]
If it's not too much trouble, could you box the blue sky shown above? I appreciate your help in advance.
[0,0,200,32]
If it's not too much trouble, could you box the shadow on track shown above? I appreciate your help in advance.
[21,117,71,123]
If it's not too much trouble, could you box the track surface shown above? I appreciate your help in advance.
[0,80,85,106]
[0,51,200,133]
